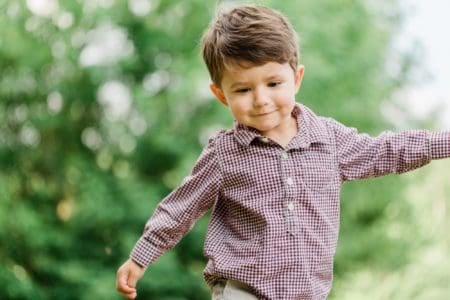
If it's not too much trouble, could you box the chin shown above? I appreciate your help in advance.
[255,124,277,133]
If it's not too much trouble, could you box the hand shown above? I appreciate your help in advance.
[116,259,145,299]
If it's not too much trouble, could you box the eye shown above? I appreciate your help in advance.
[268,81,282,87]
[235,88,250,93]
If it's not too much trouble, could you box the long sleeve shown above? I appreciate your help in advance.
[131,138,222,267]
[330,119,450,181]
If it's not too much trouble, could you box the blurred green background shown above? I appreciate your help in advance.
[0,0,448,299]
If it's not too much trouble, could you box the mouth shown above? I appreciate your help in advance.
[253,110,274,117]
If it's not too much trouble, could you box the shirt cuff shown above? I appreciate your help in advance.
[130,236,165,268]
[430,132,450,160]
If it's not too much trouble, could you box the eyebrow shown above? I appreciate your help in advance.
[229,81,249,90]
[228,75,283,90]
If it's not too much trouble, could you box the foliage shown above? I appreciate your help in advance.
[1,0,446,299]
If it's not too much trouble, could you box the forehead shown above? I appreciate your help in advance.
[221,61,292,84]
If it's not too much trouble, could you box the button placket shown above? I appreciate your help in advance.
[280,150,299,235]
[284,201,299,235]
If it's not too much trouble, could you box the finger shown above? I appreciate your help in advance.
[117,282,135,294]
[118,286,137,299]
[116,271,135,294]
[123,290,137,300]
[127,272,140,289]
[118,284,136,295]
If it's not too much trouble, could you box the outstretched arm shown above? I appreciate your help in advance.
[116,259,145,299]
[330,118,450,181]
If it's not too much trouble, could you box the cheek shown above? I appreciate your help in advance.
[275,92,296,107]
[228,97,250,111]
[229,103,247,118]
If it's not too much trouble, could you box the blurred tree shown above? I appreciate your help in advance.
[0,0,427,299]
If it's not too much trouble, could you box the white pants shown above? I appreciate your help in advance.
[211,279,258,300]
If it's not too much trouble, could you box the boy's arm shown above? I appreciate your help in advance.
[130,137,222,267]
[330,119,450,181]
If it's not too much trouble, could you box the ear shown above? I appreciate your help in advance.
[294,65,305,93]
[210,83,228,106]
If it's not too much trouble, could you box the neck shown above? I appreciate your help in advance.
[264,116,298,148]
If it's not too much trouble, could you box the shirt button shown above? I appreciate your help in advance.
[286,177,294,186]
[281,152,288,159]
[287,202,295,211]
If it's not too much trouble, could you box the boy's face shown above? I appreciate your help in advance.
[210,62,304,138]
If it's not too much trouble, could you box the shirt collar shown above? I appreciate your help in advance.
[233,103,330,148]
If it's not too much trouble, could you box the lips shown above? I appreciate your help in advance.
[253,110,274,117]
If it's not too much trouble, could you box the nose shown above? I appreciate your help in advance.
[253,87,269,107]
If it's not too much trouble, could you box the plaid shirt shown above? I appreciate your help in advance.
[131,104,450,299]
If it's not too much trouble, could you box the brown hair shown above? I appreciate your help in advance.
[201,4,299,87]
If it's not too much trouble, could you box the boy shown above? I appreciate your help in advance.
[116,4,450,299]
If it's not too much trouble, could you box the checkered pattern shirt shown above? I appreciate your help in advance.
[131,104,450,299]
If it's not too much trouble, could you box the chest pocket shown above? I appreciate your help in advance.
[299,143,338,192]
